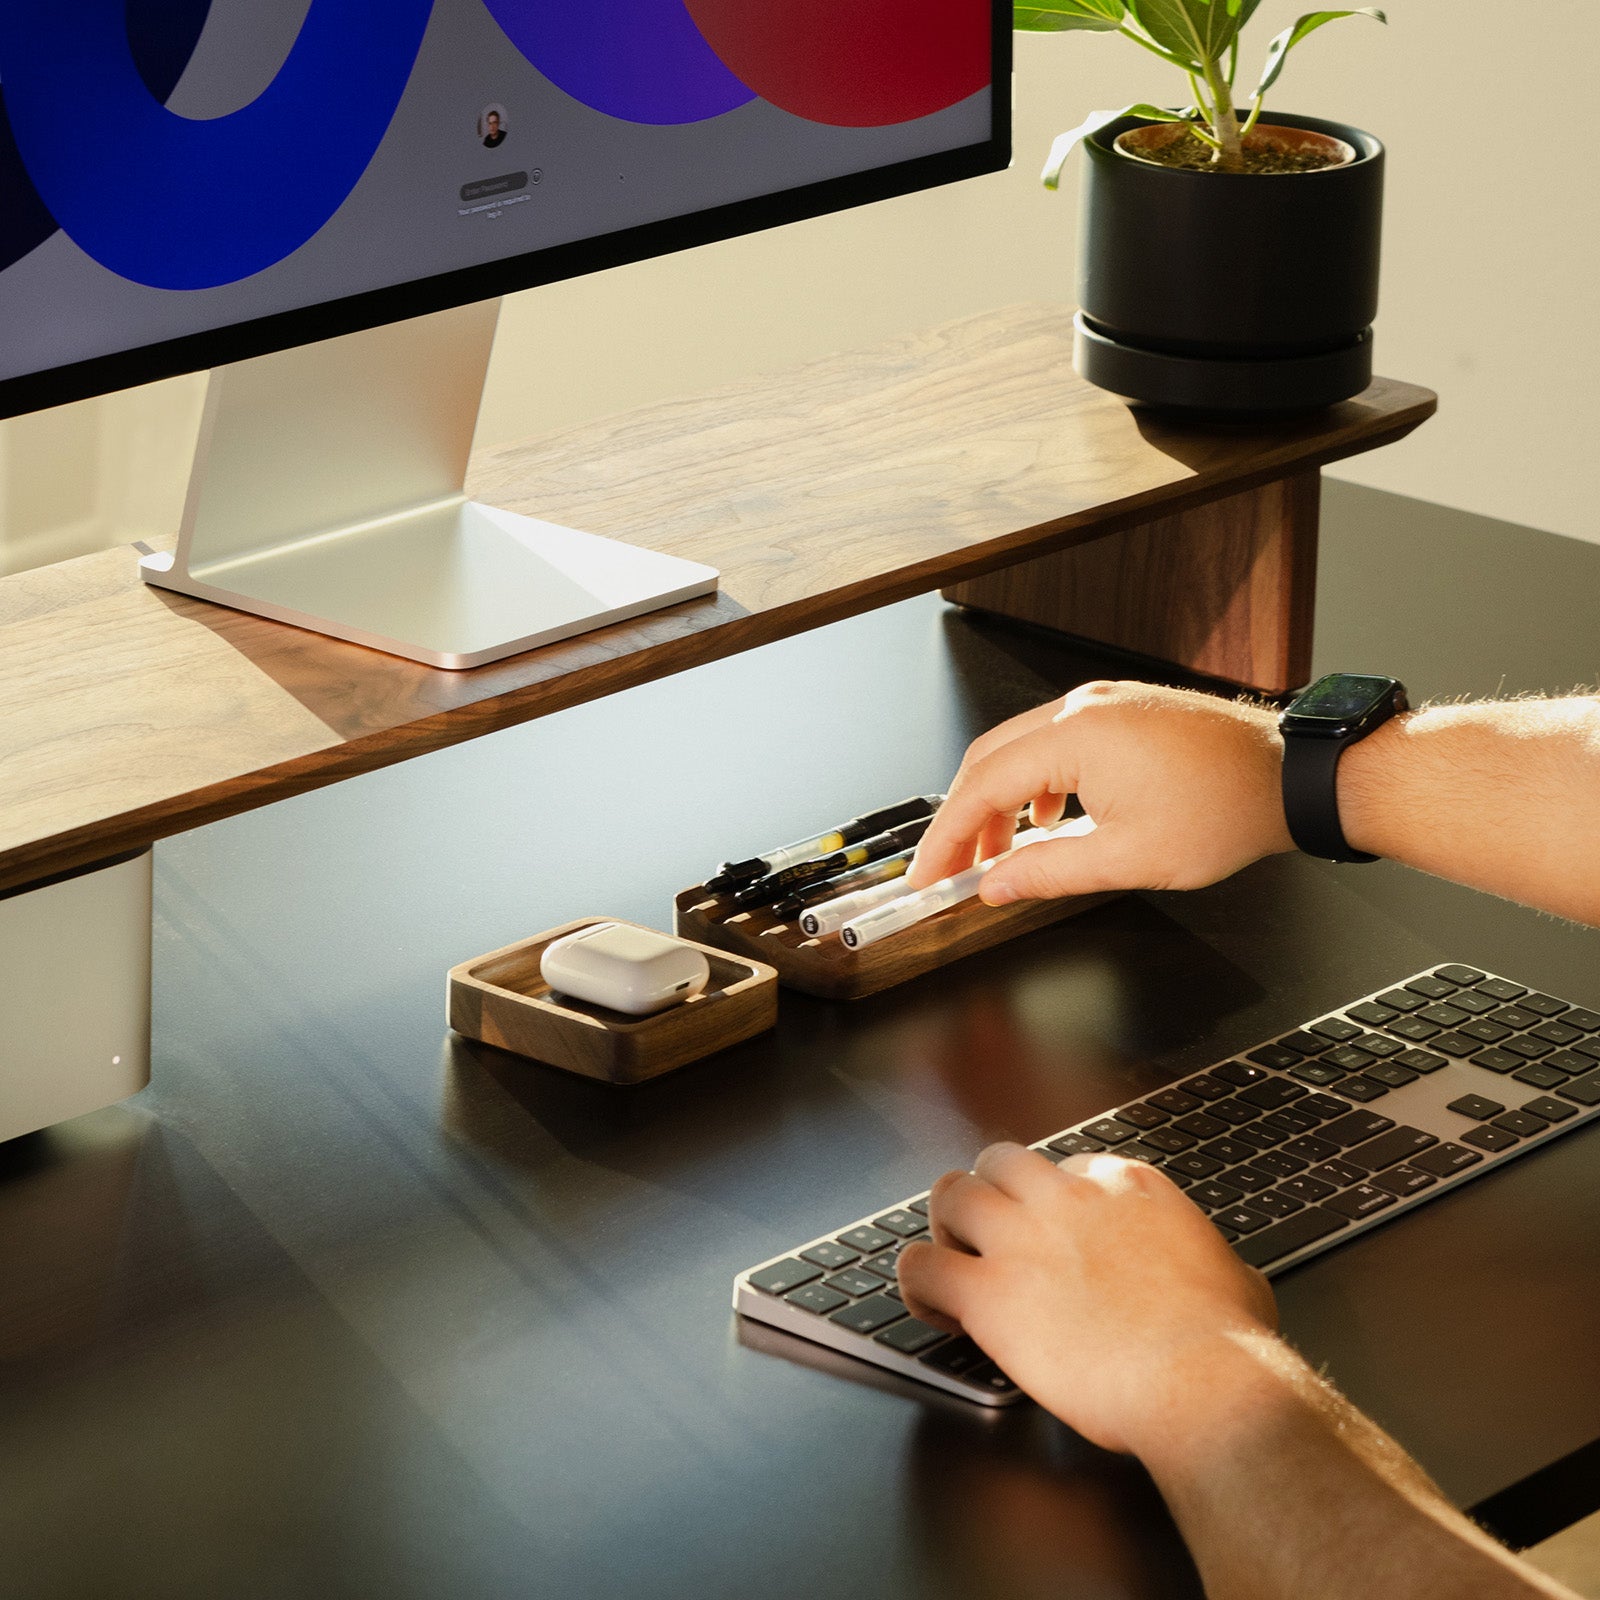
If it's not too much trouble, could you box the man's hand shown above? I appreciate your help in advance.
[896,1143,1278,1459]
[907,681,1293,903]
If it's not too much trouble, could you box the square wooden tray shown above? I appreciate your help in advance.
[448,918,778,1085]
[674,884,1117,1001]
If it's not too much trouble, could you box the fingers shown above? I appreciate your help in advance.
[913,722,1083,886]
[978,829,1124,905]
[895,1238,982,1331]
[1030,790,1069,830]
[927,1169,1013,1254]
[972,1140,1061,1205]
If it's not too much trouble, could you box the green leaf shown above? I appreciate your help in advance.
[1127,0,1247,69]
[1040,104,1194,189]
[1014,0,1125,31]
[1253,8,1385,98]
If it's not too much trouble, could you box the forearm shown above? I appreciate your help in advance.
[1137,1334,1575,1600]
[1336,697,1600,926]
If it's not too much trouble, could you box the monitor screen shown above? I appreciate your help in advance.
[0,2,1004,419]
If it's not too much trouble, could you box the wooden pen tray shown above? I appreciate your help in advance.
[674,884,1117,1001]
[449,918,778,1085]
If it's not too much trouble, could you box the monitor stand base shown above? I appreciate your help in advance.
[138,300,719,670]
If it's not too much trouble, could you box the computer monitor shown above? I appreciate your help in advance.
[0,4,1008,666]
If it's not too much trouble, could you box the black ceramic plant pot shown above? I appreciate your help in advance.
[1073,110,1383,417]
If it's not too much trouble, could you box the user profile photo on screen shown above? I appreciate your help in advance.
[479,105,508,149]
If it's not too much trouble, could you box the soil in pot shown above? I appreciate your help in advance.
[1116,122,1353,174]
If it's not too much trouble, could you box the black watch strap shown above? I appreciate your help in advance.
[1281,735,1375,863]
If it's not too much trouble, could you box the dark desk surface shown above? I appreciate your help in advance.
[1,481,1596,1600]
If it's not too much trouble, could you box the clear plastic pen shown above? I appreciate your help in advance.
[839,818,1091,950]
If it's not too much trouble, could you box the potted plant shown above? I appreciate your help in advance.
[1020,2,1387,415]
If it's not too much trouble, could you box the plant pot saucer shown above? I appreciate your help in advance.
[1073,313,1372,419]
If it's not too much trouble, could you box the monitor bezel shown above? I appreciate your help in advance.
[0,11,1011,423]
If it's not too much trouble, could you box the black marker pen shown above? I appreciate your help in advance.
[731,815,935,909]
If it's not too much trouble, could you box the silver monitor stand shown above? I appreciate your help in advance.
[139,300,718,669]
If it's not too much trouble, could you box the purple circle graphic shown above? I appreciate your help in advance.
[482,0,754,125]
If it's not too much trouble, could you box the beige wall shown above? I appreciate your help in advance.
[2,3,1595,571]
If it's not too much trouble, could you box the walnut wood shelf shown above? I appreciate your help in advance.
[0,305,1434,894]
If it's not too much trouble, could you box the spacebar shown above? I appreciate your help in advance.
[1234,1207,1350,1268]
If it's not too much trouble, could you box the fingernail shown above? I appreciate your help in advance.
[983,883,1017,906]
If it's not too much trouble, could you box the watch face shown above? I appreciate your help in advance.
[1283,674,1403,734]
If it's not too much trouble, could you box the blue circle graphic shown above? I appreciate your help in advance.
[481,0,754,125]
[0,0,433,290]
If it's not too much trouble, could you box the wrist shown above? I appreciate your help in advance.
[1335,710,1416,859]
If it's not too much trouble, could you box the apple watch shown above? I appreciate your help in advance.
[1279,673,1408,862]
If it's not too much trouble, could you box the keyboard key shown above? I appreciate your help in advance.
[1248,1044,1303,1070]
[1435,965,1486,984]
[1140,1126,1198,1154]
[1376,988,1427,1012]
[1372,1166,1437,1198]
[874,1209,927,1238]
[1432,1032,1481,1057]
[1279,1175,1336,1203]
[1386,1015,1442,1041]
[1459,1019,1513,1044]
[1148,1087,1203,1116]
[1190,1180,1245,1210]
[1301,1093,1355,1119]
[1404,975,1458,999]
[1290,1062,1348,1087]
[1512,1064,1568,1090]
[1260,1108,1318,1134]
[1470,1048,1521,1074]
[965,1362,1019,1396]
[1319,1110,1396,1147]
[1323,1045,1376,1072]
[787,1282,850,1315]
[1118,1141,1167,1165]
[1531,1020,1584,1046]
[1234,1207,1349,1267]
[1364,1062,1418,1088]
[1048,1132,1107,1158]
[1179,1074,1233,1101]
[839,1225,895,1253]
[1418,1002,1470,1028]
[862,1250,905,1280]
[1310,1017,1364,1042]
[1346,1126,1438,1171]
[1116,1103,1170,1130]
[1208,1099,1261,1126]
[1214,1206,1268,1234]
[801,1240,861,1270]
[1214,1061,1269,1088]
[1202,1137,1260,1166]
[1561,1007,1600,1032]
[1503,1036,1554,1060]
[919,1335,989,1377]
[1174,1111,1229,1140]
[1521,1096,1577,1122]
[751,1258,825,1296]
[1395,1049,1447,1073]
[1225,1166,1275,1193]
[1461,1125,1518,1153]
[1445,990,1498,1015]
[1348,1001,1399,1026]
[1249,1150,1308,1178]
[829,1294,906,1335]
[825,1267,888,1298]
[1492,1005,1539,1030]
[1280,1134,1338,1163]
[1307,1158,1367,1187]
[908,1195,931,1215]
[1491,1110,1549,1137]
[1473,977,1527,1001]
[1410,1143,1483,1177]
[1166,1151,1225,1180]
[1447,1093,1505,1119]
[1239,1080,1310,1112]
[1543,1052,1596,1077]
[1520,993,1569,1017]
[1279,1032,1328,1056]
[876,1317,948,1355]
[1242,1190,1304,1220]
[1323,1184,1398,1220]
[1233,1124,1287,1151]
[1559,1072,1600,1107]
[1338,1077,1391,1102]
[1082,1118,1136,1145]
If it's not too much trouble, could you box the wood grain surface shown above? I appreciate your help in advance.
[944,470,1322,693]
[0,305,1434,892]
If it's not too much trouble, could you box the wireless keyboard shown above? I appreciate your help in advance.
[734,966,1600,1406]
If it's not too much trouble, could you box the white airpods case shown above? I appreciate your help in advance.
[539,921,711,1016]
